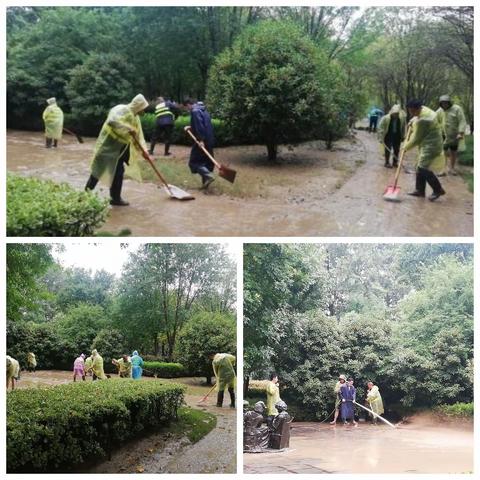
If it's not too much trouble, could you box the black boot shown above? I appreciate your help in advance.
[53,139,58,148]
[420,167,445,201]
[228,387,235,408]
[85,175,99,191]
[46,138,52,148]
[408,169,426,197]
[149,144,155,155]
[216,390,224,407]
[110,158,128,205]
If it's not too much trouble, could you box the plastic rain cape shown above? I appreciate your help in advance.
[90,104,147,187]
[266,380,281,416]
[404,106,445,172]
[436,104,467,152]
[213,353,236,392]
[42,105,64,140]
[366,385,384,416]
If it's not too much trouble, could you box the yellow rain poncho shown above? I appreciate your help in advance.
[436,104,467,152]
[6,355,20,381]
[85,355,93,374]
[266,380,281,416]
[403,106,444,172]
[90,94,149,187]
[212,353,236,392]
[366,385,384,416]
[27,352,37,368]
[91,350,107,380]
[377,105,406,143]
[42,99,64,140]
[114,357,132,378]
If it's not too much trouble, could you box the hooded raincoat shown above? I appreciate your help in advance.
[378,106,406,143]
[6,355,20,381]
[266,380,281,416]
[42,102,64,140]
[115,357,132,378]
[131,351,144,379]
[89,94,148,187]
[212,353,236,392]
[403,106,444,172]
[366,385,384,416]
[340,384,356,420]
[436,104,467,152]
[27,352,37,368]
[91,350,107,380]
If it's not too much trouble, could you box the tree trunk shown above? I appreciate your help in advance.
[266,142,277,161]
[243,375,250,398]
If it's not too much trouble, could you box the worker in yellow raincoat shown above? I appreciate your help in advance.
[112,355,132,378]
[378,104,406,168]
[330,374,346,424]
[42,97,64,148]
[85,94,149,206]
[212,353,236,408]
[436,95,467,176]
[266,373,282,426]
[90,349,107,380]
[84,354,93,378]
[366,381,384,424]
[6,355,21,390]
[27,352,37,372]
[404,99,446,202]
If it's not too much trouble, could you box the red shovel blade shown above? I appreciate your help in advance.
[383,184,401,201]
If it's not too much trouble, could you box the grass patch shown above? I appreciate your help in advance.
[459,135,473,166]
[435,402,473,418]
[172,406,217,443]
[462,172,473,193]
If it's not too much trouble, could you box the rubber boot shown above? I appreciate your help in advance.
[149,143,155,155]
[46,138,52,148]
[216,390,224,407]
[164,145,171,156]
[85,175,99,191]
[228,387,235,408]
[53,139,58,148]
[408,169,426,197]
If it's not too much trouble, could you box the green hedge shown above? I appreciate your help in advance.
[7,174,109,236]
[140,114,236,147]
[7,379,185,473]
[435,402,473,418]
[143,361,186,378]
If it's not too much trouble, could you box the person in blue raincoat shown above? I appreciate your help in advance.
[131,350,144,379]
[184,99,215,189]
[340,377,357,425]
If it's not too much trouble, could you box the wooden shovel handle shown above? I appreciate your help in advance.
[130,133,172,193]
[392,124,413,188]
[185,127,221,169]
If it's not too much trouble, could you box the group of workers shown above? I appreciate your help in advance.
[73,349,144,381]
[376,95,467,201]
[42,94,216,206]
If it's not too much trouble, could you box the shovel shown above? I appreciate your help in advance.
[130,133,195,201]
[197,384,217,404]
[63,127,84,143]
[185,127,237,183]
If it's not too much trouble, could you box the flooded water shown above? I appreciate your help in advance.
[244,419,473,474]
[7,130,473,236]
[13,371,236,474]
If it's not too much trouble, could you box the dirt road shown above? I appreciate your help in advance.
[7,130,473,236]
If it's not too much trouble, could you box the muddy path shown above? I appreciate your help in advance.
[14,371,236,474]
[7,129,473,236]
[244,417,473,474]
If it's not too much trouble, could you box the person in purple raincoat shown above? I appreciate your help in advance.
[340,377,357,426]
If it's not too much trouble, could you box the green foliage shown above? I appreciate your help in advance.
[459,135,473,166]
[141,113,235,146]
[176,311,236,382]
[91,329,128,373]
[7,379,185,473]
[207,20,349,159]
[143,361,186,378]
[66,53,136,135]
[244,244,474,413]
[7,174,109,236]
[435,402,473,418]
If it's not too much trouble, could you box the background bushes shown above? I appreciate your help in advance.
[7,174,109,236]
[7,380,186,473]
[143,361,186,378]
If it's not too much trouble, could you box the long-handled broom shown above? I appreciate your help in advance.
[197,384,217,404]
[185,127,237,183]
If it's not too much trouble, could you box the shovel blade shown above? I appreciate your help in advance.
[163,184,195,201]
[219,164,237,183]
[383,185,401,202]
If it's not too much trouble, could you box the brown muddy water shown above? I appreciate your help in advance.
[244,419,473,474]
[7,130,473,236]
[13,370,236,474]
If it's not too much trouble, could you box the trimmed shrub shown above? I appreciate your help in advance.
[7,379,185,472]
[140,114,235,147]
[143,361,186,378]
[7,174,109,236]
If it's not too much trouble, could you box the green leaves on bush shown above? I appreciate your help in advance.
[7,379,186,473]
[143,361,186,378]
[435,402,473,418]
[7,174,109,236]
